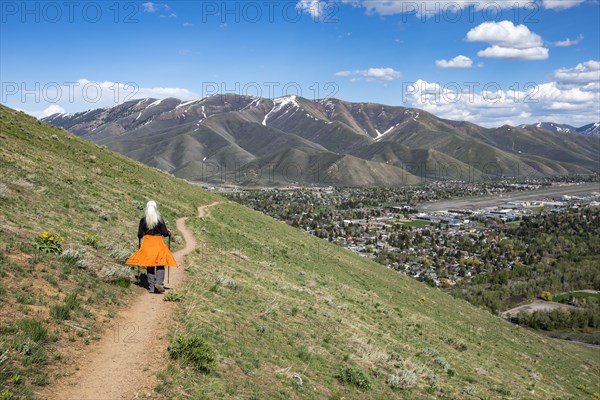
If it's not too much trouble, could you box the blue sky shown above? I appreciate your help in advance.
[1,0,599,126]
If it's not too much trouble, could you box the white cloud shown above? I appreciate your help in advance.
[552,60,600,86]
[351,0,535,17]
[142,2,158,12]
[541,0,586,10]
[14,79,198,119]
[331,0,585,18]
[550,34,584,47]
[466,21,549,60]
[466,21,543,49]
[26,105,66,119]
[404,60,600,127]
[336,67,402,81]
[69,79,198,101]
[183,22,193,27]
[477,45,549,60]
[142,2,171,13]
[296,0,329,21]
[436,55,473,68]
[138,90,196,100]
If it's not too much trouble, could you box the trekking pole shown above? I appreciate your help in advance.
[167,235,171,285]
[137,238,141,279]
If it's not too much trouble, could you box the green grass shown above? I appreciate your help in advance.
[0,105,219,398]
[553,291,600,303]
[1,105,599,399]
[168,334,217,373]
[110,277,132,288]
[49,304,71,321]
[17,319,49,344]
[156,201,600,399]
[337,365,372,390]
[163,290,183,302]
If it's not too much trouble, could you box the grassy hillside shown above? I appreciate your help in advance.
[1,105,599,399]
[156,201,600,399]
[0,105,219,399]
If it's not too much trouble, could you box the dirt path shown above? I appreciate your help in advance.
[500,299,576,319]
[42,202,220,400]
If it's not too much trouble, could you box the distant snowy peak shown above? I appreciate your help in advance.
[577,122,600,137]
[519,121,599,137]
[519,122,578,134]
[262,95,327,126]
[263,96,300,125]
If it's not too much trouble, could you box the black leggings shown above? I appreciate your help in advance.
[147,266,165,287]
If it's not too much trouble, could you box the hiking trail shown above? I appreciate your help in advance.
[42,202,221,400]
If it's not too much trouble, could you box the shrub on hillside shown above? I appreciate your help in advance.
[34,230,64,254]
[337,366,371,390]
[388,369,417,390]
[168,334,217,373]
[50,291,80,320]
[541,291,553,301]
[82,232,98,248]
[99,265,135,287]
[60,248,86,268]
[216,275,237,290]
[163,290,183,302]
[60,248,84,261]
[106,244,132,264]
[17,319,48,343]
[0,183,11,199]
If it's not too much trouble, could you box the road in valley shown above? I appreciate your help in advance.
[418,183,600,212]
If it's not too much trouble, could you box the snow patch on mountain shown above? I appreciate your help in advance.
[405,110,420,121]
[375,123,400,142]
[319,98,336,118]
[146,99,163,109]
[240,97,262,112]
[263,95,299,126]
[577,122,600,137]
[175,99,200,110]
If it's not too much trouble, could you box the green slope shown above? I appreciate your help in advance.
[0,105,219,398]
[1,105,599,399]
[157,201,600,399]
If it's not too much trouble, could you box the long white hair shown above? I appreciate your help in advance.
[144,200,162,229]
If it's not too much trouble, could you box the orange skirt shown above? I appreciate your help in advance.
[125,235,177,267]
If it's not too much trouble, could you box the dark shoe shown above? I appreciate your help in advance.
[155,284,165,293]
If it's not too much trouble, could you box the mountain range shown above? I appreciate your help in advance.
[43,95,600,186]
[518,121,600,136]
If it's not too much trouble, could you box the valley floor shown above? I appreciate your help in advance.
[419,182,600,212]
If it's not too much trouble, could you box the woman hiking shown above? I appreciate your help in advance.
[126,200,176,293]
